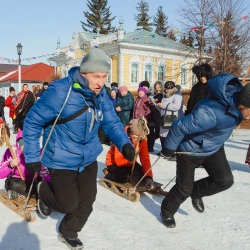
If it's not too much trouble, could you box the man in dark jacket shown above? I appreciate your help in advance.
[160,74,250,228]
[23,49,135,249]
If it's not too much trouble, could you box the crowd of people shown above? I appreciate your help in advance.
[0,48,250,250]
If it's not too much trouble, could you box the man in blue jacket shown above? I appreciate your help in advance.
[23,49,135,249]
[160,74,250,228]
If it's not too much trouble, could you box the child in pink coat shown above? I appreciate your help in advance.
[0,130,50,199]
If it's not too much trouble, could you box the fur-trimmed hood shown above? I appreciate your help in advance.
[163,85,181,98]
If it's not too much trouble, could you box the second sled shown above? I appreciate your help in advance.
[100,177,167,202]
[0,189,36,222]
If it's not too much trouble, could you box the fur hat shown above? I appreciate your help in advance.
[128,118,149,139]
[138,87,147,94]
[139,80,150,89]
[192,63,212,80]
[119,86,128,93]
[238,84,250,108]
[9,87,15,92]
[80,49,110,73]
[164,81,175,89]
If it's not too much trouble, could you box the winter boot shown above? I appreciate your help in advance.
[160,213,176,228]
[8,190,21,200]
[37,182,52,217]
[191,196,204,213]
[58,233,84,250]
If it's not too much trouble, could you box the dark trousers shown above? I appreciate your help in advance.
[161,147,234,216]
[147,126,155,151]
[5,177,37,197]
[40,161,98,238]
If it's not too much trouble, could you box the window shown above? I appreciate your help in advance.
[158,66,164,81]
[192,74,197,86]
[180,67,187,85]
[131,63,139,83]
[145,64,152,82]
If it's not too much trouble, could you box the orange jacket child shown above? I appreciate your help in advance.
[105,119,154,188]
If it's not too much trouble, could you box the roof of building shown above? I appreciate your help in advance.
[0,63,27,73]
[123,29,183,50]
[0,63,54,83]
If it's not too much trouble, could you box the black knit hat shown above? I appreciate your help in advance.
[139,80,150,88]
[238,84,250,108]
[164,81,175,89]
[9,87,15,92]
[43,81,49,86]
[192,63,212,80]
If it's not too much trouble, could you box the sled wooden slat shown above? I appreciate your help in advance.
[0,189,36,222]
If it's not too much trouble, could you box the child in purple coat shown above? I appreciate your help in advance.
[0,130,50,199]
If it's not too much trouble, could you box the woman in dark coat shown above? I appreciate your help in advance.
[115,86,134,127]
[185,63,212,116]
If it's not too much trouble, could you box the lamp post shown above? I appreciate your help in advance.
[16,43,23,92]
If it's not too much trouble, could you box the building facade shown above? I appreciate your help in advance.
[49,21,210,91]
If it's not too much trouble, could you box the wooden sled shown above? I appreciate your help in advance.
[100,177,167,202]
[0,189,36,222]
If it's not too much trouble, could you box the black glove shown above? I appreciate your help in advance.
[122,143,135,162]
[26,162,42,173]
[160,147,175,159]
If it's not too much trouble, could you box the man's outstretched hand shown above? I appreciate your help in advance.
[122,143,135,162]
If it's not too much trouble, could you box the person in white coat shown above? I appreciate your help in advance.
[156,81,184,154]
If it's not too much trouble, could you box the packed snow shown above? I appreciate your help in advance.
[0,109,249,250]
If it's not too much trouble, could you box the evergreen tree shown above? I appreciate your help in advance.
[80,0,116,34]
[153,6,169,37]
[134,0,153,32]
[180,31,194,47]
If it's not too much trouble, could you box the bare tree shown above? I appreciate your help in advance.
[178,0,213,64]
[209,0,250,76]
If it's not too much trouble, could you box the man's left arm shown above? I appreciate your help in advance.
[161,105,218,157]
[101,93,134,161]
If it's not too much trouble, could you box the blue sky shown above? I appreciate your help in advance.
[0,0,183,65]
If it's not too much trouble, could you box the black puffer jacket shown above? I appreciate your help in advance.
[185,82,209,116]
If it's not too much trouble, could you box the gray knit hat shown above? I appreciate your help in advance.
[80,49,110,73]
[238,84,250,108]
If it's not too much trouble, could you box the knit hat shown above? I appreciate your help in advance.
[43,82,49,86]
[138,87,147,94]
[9,87,15,92]
[238,84,250,108]
[80,49,110,73]
[139,80,150,89]
[164,81,175,89]
[119,85,128,93]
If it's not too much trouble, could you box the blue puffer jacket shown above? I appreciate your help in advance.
[23,67,131,172]
[164,73,243,156]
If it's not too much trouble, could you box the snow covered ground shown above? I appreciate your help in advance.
[0,108,250,250]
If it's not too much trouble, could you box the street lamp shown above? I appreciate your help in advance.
[16,43,23,92]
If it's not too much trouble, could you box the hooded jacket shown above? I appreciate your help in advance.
[164,73,243,156]
[23,67,131,172]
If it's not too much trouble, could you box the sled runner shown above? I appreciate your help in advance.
[100,177,167,202]
[0,189,36,222]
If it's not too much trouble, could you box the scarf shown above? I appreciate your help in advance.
[15,90,29,109]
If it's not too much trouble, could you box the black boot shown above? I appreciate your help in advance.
[58,233,84,250]
[37,182,52,217]
[191,196,204,213]
[160,213,176,228]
